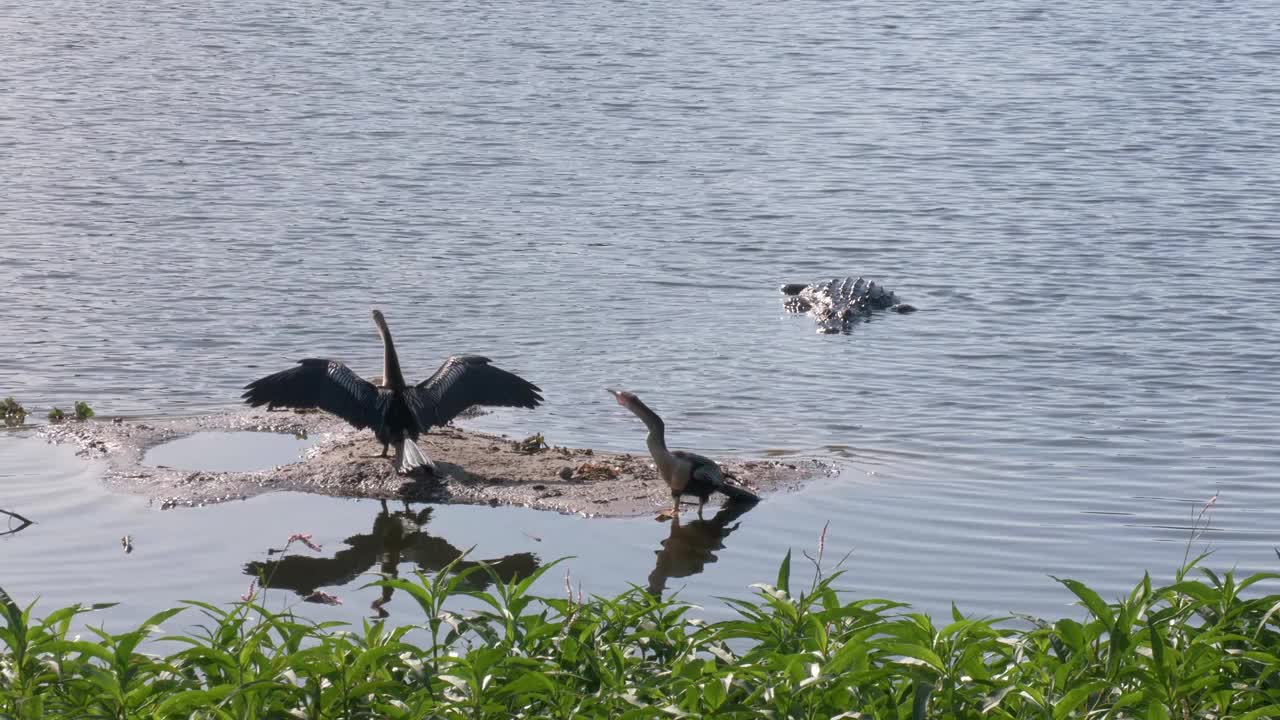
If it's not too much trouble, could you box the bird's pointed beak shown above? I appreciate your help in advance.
[605,388,624,405]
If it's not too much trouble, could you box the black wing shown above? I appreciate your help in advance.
[242,358,391,431]
[674,451,761,503]
[406,355,543,429]
[674,450,726,489]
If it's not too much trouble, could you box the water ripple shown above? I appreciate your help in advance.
[2,0,1278,620]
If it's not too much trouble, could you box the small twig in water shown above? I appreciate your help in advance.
[0,508,35,537]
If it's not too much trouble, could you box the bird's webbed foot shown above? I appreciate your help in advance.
[656,498,683,523]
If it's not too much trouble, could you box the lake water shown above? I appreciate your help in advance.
[3,0,1278,629]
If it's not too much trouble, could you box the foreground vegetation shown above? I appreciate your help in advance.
[2,550,1278,719]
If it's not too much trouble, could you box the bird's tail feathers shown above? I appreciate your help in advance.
[395,439,436,475]
[719,472,760,503]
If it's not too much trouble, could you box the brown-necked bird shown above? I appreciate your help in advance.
[607,388,759,519]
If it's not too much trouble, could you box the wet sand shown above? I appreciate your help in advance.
[38,411,834,517]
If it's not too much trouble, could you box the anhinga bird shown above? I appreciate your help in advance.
[607,388,759,519]
[242,309,543,475]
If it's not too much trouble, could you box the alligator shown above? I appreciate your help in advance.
[781,276,916,334]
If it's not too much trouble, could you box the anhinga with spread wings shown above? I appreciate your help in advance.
[243,310,543,475]
[607,388,759,520]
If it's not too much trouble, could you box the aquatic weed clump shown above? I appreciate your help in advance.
[512,432,550,454]
[73,401,94,421]
[43,402,93,423]
[1,554,1279,718]
[1,397,26,426]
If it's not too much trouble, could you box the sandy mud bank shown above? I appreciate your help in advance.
[38,411,834,517]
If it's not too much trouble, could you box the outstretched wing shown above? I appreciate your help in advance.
[242,359,390,431]
[407,355,543,429]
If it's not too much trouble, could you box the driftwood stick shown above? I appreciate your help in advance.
[0,507,35,537]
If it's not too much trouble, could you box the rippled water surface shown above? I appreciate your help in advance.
[3,1,1279,627]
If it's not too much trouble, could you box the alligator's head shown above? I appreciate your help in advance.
[813,309,854,334]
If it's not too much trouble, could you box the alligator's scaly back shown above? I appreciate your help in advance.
[782,276,914,334]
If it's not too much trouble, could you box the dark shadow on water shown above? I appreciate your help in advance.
[244,500,540,617]
[647,499,757,596]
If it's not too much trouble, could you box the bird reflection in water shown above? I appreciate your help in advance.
[646,498,757,596]
[243,500,540,617]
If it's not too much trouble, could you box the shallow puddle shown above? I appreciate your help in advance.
[143,431,319,472]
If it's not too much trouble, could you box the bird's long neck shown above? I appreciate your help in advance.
[374,316,407,391]
[628,399,673,465]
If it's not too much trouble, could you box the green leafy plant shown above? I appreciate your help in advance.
[73,401,94,421]
[2,553,1279,719]
[512,432,549,454]
[47,407,66,422]
[2,397,26,426]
